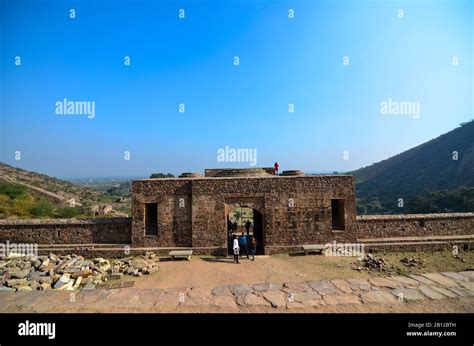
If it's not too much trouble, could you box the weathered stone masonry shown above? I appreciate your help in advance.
[131,172,357,255]
[357,213,474,239]
[0,168,473,255]
[0,218,131,245]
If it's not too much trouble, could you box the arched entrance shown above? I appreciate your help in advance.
[226,203,265,256]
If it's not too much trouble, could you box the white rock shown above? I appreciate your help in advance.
[53,273,71,289]
[73,276,83,289]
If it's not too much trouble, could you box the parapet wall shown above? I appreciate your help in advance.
[356,213,474,239]
[0,218,132,245]
[0,212,472,253]
[204,168,275,177]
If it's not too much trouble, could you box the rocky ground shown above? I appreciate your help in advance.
[1,251,473,313]
[0,252,159,292]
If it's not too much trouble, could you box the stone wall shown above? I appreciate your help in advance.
[0,218,131,244]
[2,180,473,256]
[132,175,357,255]
[356,213,474,239]
[131,179,192,247]
[131,174,474,254]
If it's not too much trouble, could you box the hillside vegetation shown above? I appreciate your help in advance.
[0,163,130,219]
[0,181,90,219]
[352,121,474,214]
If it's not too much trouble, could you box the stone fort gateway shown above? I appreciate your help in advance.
[1,168,473,256]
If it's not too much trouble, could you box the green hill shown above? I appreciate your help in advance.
[352,120,474,214]
[0,163,130,219]
[0,180,90,219]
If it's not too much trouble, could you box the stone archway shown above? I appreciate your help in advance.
[225,197,265,256]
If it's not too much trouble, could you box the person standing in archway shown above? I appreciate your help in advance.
[239,232,250,259]
[274,162,279,175]
[244,220,251,236]
[249,235,257,261]
[233,235,240,264]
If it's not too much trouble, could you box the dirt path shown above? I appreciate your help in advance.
[133,255,373,288]
[0,175,83,206]
[130,251,473,289]
[132,255,320,288]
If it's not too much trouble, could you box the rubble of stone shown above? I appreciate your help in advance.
[351,254,394,273]
[0,251,159,292]
[400,257,423,267]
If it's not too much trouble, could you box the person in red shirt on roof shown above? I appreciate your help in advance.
[274,162,279,175]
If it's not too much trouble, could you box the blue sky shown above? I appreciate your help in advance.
[0,0,472,178]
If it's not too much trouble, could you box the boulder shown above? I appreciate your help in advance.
[368,277,398,289]
[131,258,148,270]
[242,293,271,307]
[283,282,311,293]
[361,290,397,304]
[252,283,283,291]
[262,291,287,308]
[228,284,252,296]
[31,259,42,269]
[71,269,93,279]
[38,276,53,285]
[82,282,96,290]
[73,277,83,289]
[8,268,31,279]
[213,296,238,310]
[5,278,28,287]
[323,295,361,305]
[53,273,71,289]
[143,267,158,275]
[39,283,51,290]
[391,288,425,301]
[421,273,459,288]
[48,254,59,262]
[419,285,445,300]
[307,280,340,295]
[15,261,32,270]
[293,291,322,303]
[212,285,233,296]
[330,279,353,294]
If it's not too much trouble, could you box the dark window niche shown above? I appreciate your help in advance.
[331,199,345,230]
[145,203,158,235]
